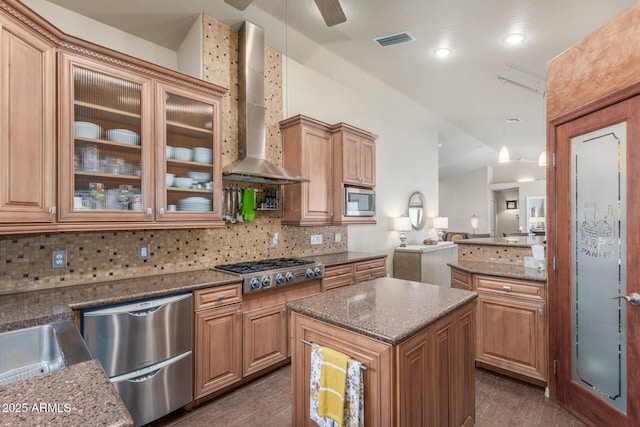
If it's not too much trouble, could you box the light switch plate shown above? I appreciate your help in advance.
[138,244,149,260]
[51,250,67,269]
[334,233,341,243]
[310,235,323,245]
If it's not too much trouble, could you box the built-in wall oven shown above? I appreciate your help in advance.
[82,293,192,427]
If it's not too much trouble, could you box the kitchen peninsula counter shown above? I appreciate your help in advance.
[288,277,477,426]
[448,260,546,283]
[303,251,387,267]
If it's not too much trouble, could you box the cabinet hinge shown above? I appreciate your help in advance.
[552,257,557,271]
[553,359,557,375]
[552,153,557,167]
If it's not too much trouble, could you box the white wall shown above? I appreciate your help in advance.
[284,58,441,263]
[495,189,520,235]
[177,14,203,79]
[22,0,177,69]
[439,167,491,234]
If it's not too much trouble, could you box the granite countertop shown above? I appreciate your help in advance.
[0,359,132,426]
[394,242,457,253]
[457,235,545,248]
[303,251,387,267]
[286,277,477,345]
[448,260,547,283]
[0,269,239,333]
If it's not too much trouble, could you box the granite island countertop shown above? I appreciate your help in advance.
[286,277,477,345]
[448,260,547,283]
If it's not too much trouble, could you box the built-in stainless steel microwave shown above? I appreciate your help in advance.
[344,187,375,217]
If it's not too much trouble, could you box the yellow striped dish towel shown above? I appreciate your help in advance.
[318,346,350,426]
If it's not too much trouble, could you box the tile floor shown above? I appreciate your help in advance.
[152,366,587,426]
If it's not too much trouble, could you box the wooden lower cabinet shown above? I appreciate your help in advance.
[450,267,548,386]
[291,300,475,426]
[475,292,547,385]
[322,257,387,292]
[321,264,354,291]
[242,303,288,376]
[194,302,243,399]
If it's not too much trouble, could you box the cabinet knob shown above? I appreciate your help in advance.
[282,308,287,314]
[159,208,165,216]
[538,308,544,316]
[501,285,512,291]
[217,294,226,300]
[236,310,242,317]
[48,206,56,215]
[146,208,153,216]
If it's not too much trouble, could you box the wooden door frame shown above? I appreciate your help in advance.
[547,94,640,426]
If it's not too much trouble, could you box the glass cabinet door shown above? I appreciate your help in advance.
[156,82,221,222]
[58,52,153,221]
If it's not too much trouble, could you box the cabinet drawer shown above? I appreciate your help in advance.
[354,267,387,283]
[451,268,472,290]
[354,258,386,274]
[475,276,545,300]
[322,265,354,291]
[194,283,242,311]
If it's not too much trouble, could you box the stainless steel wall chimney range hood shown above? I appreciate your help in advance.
[222,21,308,185]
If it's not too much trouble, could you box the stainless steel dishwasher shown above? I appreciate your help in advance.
[82,293,192,427]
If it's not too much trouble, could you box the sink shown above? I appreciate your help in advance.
[0,320,92,386]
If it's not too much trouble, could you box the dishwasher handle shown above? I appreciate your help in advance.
[110,351,191,384]
[83,293,191,317]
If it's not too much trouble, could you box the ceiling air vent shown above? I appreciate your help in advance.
[373,31,415,47]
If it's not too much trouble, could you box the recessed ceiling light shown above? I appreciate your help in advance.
[503,33,527,45]
[433,47,453,58]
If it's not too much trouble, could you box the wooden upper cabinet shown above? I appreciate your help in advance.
[57,51,224,226]
[155,81,222,223]
[0,10,56,224]
[58,51,154,222]
[281,115,334,226]
[332,123,377,188]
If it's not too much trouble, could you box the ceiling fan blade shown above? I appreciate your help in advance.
[224,0,254,11]
[314,0,346,26]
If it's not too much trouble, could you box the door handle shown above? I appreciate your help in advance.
[611,293,640,306]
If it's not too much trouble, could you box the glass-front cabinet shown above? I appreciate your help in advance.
[59,52,153,222]
[58,51,223,226]
[156,82,221,222]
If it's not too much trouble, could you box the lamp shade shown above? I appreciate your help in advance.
[433,216,448,229]
[393,216,412,231]
[538,149,547,166]
[470,215,479,229]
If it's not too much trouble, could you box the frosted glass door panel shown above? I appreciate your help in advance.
[570,121,627,412]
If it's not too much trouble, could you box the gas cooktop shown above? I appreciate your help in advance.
[214,257,323,294]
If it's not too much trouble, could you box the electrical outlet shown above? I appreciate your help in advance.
[138,244,149,260]
[334,233,341,243]
[310,234,323,245]
[51,250,67,269]
[269,232,279,248]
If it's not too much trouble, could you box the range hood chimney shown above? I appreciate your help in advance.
[223,21,308,185]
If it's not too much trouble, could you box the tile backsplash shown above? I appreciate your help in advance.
[0,14,348,294]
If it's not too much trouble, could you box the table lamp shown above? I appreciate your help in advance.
[470,214,479,234]
[433,216,449,242]
[393,217,412,247]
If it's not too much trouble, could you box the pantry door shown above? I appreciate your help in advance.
[551,96,640,426]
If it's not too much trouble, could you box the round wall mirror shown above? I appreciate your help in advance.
[408,191,426,230]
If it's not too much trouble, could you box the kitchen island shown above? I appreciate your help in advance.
[287,277,477,426]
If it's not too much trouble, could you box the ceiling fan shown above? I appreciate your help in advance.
[224,0,347,27]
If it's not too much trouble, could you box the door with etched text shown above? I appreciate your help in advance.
[551,97,640,426]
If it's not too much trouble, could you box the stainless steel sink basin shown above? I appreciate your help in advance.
[0,320,92,386]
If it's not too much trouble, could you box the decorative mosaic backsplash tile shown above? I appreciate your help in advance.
[457,245,534,264]
[0,14,347,295]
